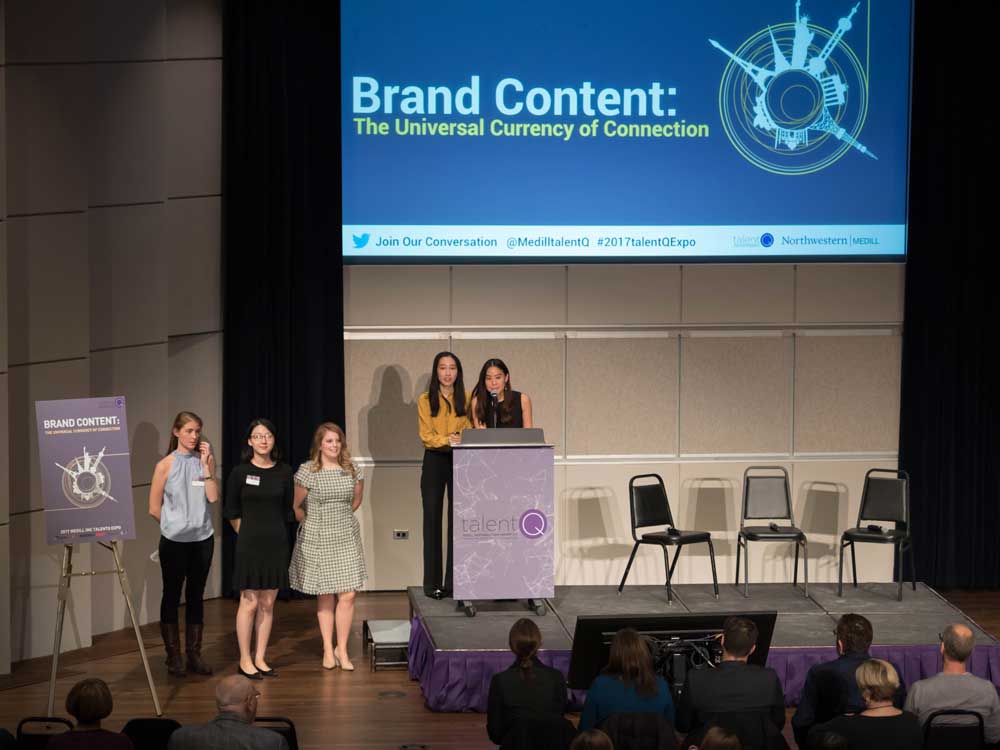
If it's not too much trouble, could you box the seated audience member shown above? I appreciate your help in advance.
[675,616,787,749]
[791,613,906,746]
[808,659,922,750]
[486,618,573,749]
[811,733,847,750]
[48,678,133,750]
[167,675,288,750]
[697,726,742,749]
[904,622,1000,742]
[580,628,676,731]
[571,728,614,750]
[0,729,15,750]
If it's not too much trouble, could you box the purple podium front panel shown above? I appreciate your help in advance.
[452,445,554,600]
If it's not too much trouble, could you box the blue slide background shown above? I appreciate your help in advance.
[341,0,911,230]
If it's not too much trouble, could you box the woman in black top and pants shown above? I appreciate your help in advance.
[225,418,293,679]
[471,358,533,429]
[487,619,574,749]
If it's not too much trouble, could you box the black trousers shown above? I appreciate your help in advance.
[421,450,454,592]
[159,534,215,624]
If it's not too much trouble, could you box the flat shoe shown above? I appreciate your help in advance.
[238,666,263,680]
[255,663,277,677]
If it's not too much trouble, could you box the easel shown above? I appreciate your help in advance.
[47,540,161,716]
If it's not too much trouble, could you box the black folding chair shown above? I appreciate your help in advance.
[617,474,719,604]
[15,717,73,749]
[121,717,182,750]
[255,716,299,750]
[923,708,985,750]
[837,468,916,601]
[735,466,808,598]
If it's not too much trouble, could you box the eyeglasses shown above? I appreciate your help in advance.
[250,434,274,441]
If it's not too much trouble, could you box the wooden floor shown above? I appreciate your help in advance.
[1,589,997,750]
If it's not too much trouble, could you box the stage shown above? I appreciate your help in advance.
[408,582,1000,713]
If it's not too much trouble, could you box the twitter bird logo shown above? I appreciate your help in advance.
[352,233,371,249]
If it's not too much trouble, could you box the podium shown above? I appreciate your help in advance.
[452,429,554,616]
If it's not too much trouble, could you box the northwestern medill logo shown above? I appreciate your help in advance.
[519,509,548,538]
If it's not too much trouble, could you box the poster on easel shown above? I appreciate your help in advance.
[35,396,136,545]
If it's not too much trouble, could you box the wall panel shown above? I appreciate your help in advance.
[0,372,9,524]
[165,196,221,336]
[165,59,221,197]
[357,464,423,590]
[682,265,795,323]
[5,214,89,365]
[345,339,444,460]
[452,337,565,452]
[167,332,223,457]
[344,266,451,327]
[90,204,169,349]
[452,266,566,326]
[166,0,223,60]
[567,265,680,325]
[0,525,10,674]
[565,336,677,455]
[796,264,905,323]
[680,336,792,454]
[794,335,901,453]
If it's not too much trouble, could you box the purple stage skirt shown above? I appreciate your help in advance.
[409,617,1000,713]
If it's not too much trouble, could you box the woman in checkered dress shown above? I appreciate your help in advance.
[288,422,366,670]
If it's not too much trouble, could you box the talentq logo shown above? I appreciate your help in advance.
[352,233,370,249]
[519,510,548,539]
[760,233,774,248]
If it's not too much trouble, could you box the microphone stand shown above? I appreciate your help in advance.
[490,392,499,428]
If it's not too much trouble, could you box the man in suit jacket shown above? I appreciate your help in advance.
[675,616,787,750]
[791,613,906,747]
[167,675,288,750]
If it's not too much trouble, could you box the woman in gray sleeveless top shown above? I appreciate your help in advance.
[148,411,219,676]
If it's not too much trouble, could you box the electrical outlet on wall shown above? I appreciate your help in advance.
[393,529,409,540]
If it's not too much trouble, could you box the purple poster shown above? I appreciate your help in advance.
[453,445,554,600]
[35,397,136,545]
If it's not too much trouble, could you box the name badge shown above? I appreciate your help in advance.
[246,475,261,486]
[192,480,205,487]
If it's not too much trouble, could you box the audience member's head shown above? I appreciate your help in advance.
[699,725,742,749]
[215,675,261,721]
[940,623,975,665]
[65,678,114,728]
[605,627,657,697]
[813,732,849,750]
[508,618,542,678]
[570,728,614,750]
[835,613,873,655]
[721,616,758,661]
[855,658,900,706]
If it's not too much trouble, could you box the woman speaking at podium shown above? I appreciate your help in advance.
[470,358,533,429]
[417,352,470,600]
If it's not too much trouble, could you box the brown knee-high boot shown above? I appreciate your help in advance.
[160,622,185,677]
[185,623,213,675]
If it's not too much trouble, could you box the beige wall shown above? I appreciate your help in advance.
[1,0,223,670]
[344,264,904,591]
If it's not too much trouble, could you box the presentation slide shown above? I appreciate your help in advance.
[341,0,911,261]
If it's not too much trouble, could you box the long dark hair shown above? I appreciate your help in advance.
[428,351,467,418]
[508,618,541,681]
[167,411,202,455]
[603,628,657,697]
[472,358,513,426]
[240,418,282,463]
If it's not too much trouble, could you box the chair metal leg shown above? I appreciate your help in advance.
[618,541,641,594]
[896,541,903,602]
[743,538,750,598]
[838,538,846,597]
[668,544,683,579]
[850,541,858,587]
[707,539,720,599]
[735,535,742,586]
[909,540,917,591]
[793,542,800,587]
[802,538,809,598]
[663,545,675,604]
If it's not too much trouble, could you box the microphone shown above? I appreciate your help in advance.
[489,390,499,428]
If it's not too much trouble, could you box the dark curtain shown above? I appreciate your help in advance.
[899,0,998,588]
[220,1,344,597]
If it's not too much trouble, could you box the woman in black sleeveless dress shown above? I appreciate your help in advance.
[224,418,293,679]
[470,358,534,429]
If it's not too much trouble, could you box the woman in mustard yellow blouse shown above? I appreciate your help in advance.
[418,351,470,599]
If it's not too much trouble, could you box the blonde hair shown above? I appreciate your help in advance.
[308,422,356,477]
[855,658,899,703]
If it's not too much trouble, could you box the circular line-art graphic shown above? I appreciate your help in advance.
[711,3,874,176]
[56,446,116,510]
[519,509,548,538]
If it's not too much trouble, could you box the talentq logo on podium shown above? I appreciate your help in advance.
[710,1,874,175]
[519,510,548,539]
